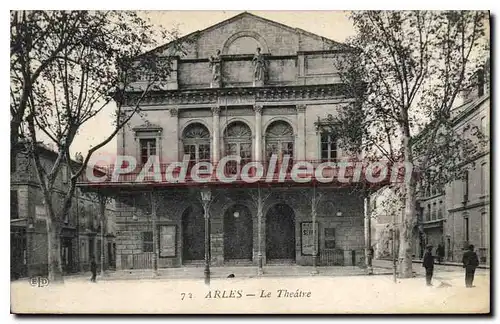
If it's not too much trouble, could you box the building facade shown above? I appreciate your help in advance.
[79,13,375,271]
[443,93,490,264]
[369,67,490,265]
[10,144,116,279]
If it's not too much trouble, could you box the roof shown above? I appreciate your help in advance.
[141,11,348,58]
[411,92,490,146]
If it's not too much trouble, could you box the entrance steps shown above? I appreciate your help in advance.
[266,259,296,266]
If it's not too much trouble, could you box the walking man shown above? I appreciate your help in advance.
[462,244,479,288]
[90,257,97,283]
[423,244,434,286]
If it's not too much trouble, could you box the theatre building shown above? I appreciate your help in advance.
[79,12,378,272]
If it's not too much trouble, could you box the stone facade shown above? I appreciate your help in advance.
[108,13,367,270]
[115,188,365,269]
[443,94,490,264]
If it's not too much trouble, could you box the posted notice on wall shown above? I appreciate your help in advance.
[301,222,319,256]
[159,225,176,257]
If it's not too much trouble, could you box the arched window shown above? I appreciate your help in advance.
[265,121,294,162]
[182,123,211,165]
[224,121,252,174]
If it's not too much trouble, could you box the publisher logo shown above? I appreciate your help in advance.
[29,276,49,287]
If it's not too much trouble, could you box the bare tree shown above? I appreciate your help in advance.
[336,11,488,277]
[12,10,185,282]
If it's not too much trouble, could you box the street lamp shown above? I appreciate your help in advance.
[200,187,212,285]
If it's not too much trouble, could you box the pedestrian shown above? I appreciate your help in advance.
[90,257,97,283]
[368,246,375,266]
[462,244,479,288]
[422,244,434,286]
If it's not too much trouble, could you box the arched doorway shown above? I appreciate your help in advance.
[224,204,253,261]
[266,203,295,261]
[182,204,205,262]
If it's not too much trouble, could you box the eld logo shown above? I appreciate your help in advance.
[29,276,49,287]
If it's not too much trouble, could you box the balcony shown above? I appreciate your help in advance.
[77,159,404,190]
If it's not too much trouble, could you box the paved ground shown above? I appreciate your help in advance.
[373,259,490,280]
[11,265,489,314]
[83,264,393,281]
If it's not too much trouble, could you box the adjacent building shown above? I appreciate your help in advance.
[10,143,116,279]
[370,66,490,264]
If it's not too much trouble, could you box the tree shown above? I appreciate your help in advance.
[336,11,488,277]
[11,10,184,282]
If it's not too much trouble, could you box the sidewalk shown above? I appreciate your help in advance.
[375,258,490,270]
[11,271,490,314]
[64,264,394,281]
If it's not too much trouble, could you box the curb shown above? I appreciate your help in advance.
[376,259,490,270]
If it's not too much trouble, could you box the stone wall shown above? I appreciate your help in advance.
[114,188,365,269]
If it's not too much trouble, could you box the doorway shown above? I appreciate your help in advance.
[182,205,205,262]
[266,203,295,261]
[224,204,253,261]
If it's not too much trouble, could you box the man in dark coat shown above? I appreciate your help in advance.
[462,244,479,288]
[90,257,97,283]
[422,244,434,286]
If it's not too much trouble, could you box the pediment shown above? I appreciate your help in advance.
[156,12,346,59]
[133,121,163,132]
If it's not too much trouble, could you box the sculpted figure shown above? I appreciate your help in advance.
[209,50,222,87]
[252,47,266,85]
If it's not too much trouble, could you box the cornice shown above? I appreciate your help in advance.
[122,84,347,107]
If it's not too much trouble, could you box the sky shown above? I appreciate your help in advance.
[70,10,356,159]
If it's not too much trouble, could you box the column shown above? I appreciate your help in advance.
[169,108,179,160]
[151,191,158,276]
[254,105,263,161]
[98,195,106,276]
[257,187,263,275]
[296,105,306,161]
[311,187,319,274]
[364,196,373,274]
[211,106,220,163]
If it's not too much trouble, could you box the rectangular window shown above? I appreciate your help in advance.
[463,171,469,201]
[97,239,101,262]
[324,228,336,249]
[481,116,488,136]
[321,132,337,161]
[89,238,95,260]
[432,203,437,220]
[481,212,488,248]
[465,217,470,242]
[477,69,485,97]
[142,231,154,252]
[11,190,19,219]
[140,139,157,164]
[481,163,487,196]
[426,205,431,221]
[437,204,443,219]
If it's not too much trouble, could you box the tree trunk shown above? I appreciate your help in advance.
[398,124,417,278]
[46,217,64,283]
